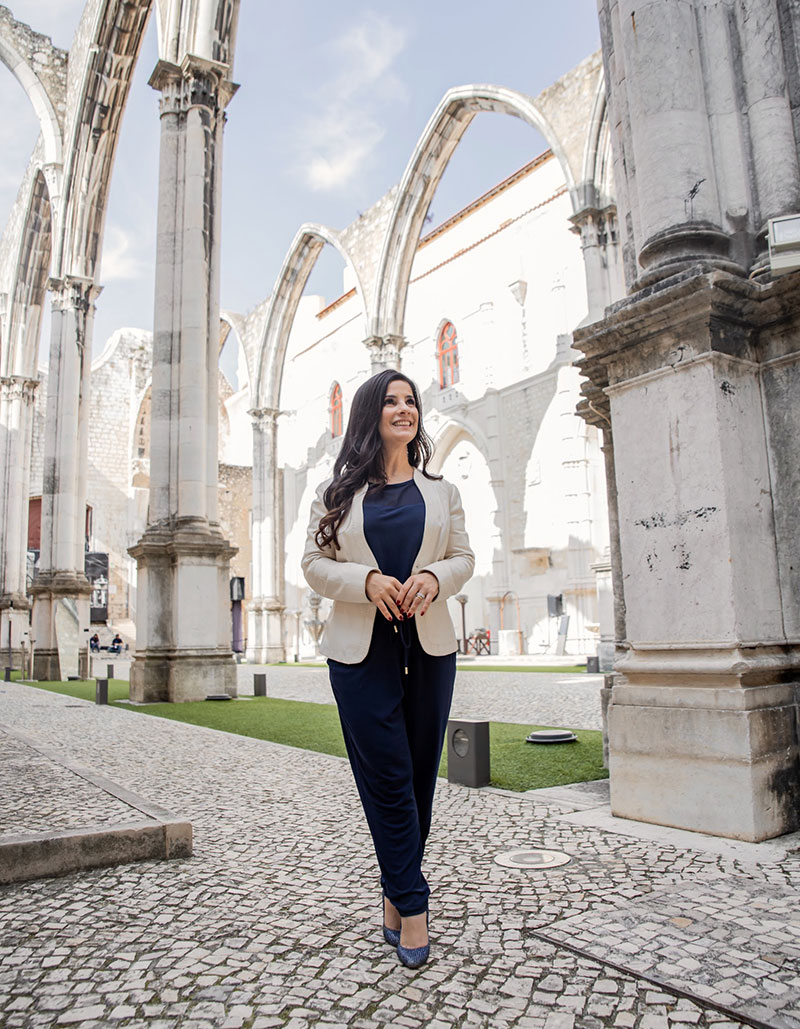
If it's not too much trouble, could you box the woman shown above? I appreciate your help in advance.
[302,368,474,968]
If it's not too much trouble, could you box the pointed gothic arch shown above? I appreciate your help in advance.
[370,83,576,342]
[0,14,64,170]
[253,223,369,411]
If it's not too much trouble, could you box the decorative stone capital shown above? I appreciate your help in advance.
[569,204,618,249]
[248,407,281,432]
[29,571,93,598]
[48,275,102,312]
[364,334,406,371]
[0,375,39,405]
[149,56,239,117]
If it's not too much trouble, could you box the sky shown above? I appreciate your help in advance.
[0,1,601,362]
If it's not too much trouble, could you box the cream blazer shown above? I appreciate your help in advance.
[301,470,474,664]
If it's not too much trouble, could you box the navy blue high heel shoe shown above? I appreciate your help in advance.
[396,911,429,968]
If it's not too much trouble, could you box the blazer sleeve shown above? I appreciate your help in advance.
[420,480,475,600]
[301,481,379,604]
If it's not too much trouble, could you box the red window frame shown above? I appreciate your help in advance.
[437,321,459,389]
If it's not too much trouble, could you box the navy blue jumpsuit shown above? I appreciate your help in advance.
[327,479,457,917]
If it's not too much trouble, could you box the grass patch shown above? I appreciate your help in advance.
[22,680,606,793]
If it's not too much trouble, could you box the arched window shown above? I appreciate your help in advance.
[329,382,343,437]
[437,320,459,389]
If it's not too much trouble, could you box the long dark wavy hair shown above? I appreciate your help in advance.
[315,368,440,549]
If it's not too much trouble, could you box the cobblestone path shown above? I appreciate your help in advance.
[1,680,798,1029]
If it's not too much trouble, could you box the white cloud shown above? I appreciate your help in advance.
[100,225,148,282]
[297,12,408,193]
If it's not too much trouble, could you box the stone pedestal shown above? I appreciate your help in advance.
[130,524,237,702]
[30,574,91,682]
[575,269,800,842]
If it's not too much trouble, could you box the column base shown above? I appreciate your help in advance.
[130,651,237,703]
[608,647,800,842]
[247,598,285,664]
[33,649,62,682]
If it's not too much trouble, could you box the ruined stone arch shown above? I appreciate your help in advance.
[254,223,369,411]
[580,76,614,212]
[370,84,576,342]
[3,168,52,379]
[0,11,65,170]
[219,310,252,396]
[428,413,492,478]
[55,0,152,281]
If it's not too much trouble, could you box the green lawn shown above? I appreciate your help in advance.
[21,679,607,793]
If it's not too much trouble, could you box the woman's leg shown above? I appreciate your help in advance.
[328,624,430,918]
[403,636,456,854]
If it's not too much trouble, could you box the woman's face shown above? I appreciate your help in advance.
[379,379,419,450]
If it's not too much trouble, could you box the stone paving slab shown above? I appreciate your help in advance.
[0,715,192,885]
[538,879,800,1029]
[1,680,798,1028]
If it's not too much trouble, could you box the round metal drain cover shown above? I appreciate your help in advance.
[205,694,232,701]
[495,848,571,869]
[526,730,577,744]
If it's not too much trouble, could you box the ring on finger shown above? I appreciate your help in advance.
[415,591,426,601]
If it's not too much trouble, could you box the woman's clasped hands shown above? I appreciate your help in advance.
[366,569,439,622]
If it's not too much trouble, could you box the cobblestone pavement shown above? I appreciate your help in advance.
[235,666,605,731]
[2,680,799,1029]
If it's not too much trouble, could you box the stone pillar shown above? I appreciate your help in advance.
[129,57,238,703]
[0,376,38,669]
[570,206,625,322]
[248,407,284,663]
[31,277,97,681]
[364,334,405,371]
[575,272,800,842]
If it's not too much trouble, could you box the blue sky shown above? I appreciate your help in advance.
[0,2,601,354]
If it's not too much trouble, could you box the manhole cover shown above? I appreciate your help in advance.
[206,694,232,701]
[494,848,571,869]
[526,730,577,744]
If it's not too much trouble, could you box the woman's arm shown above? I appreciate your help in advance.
[419,481,474,600]
[301,482,379,603]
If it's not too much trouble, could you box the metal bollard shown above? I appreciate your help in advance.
[447,718,490,788]
[4,667,11,682]
[107,664,114,680]
[95,678,108,705]
[253,673,267,697]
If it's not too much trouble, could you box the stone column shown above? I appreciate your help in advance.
[248,407,284,663]
[575,272,800,842]
[129,57,238,703]
[0,376,38,669]
[570,206,625,322]
[31,277,97,681]
[364,334,405,371]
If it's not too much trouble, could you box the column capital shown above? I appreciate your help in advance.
[0,375,39,404]
[248,406,281,431]
[364,334,406,371]
[47,276,102,310]
[149,56,239,115]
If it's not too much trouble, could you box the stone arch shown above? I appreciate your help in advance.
[253,223,369,411]
[371,83,576,341]
[218,311,252,396]
[580,76,614,211]
[55,0,151,280]
[428,413,492,477]
[0,15,64,169]
[3,169,52,379]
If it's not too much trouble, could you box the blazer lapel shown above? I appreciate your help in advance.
[413,469,443,569]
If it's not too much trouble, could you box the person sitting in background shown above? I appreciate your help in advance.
[109,633,123,655]
[90,633,100,653]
